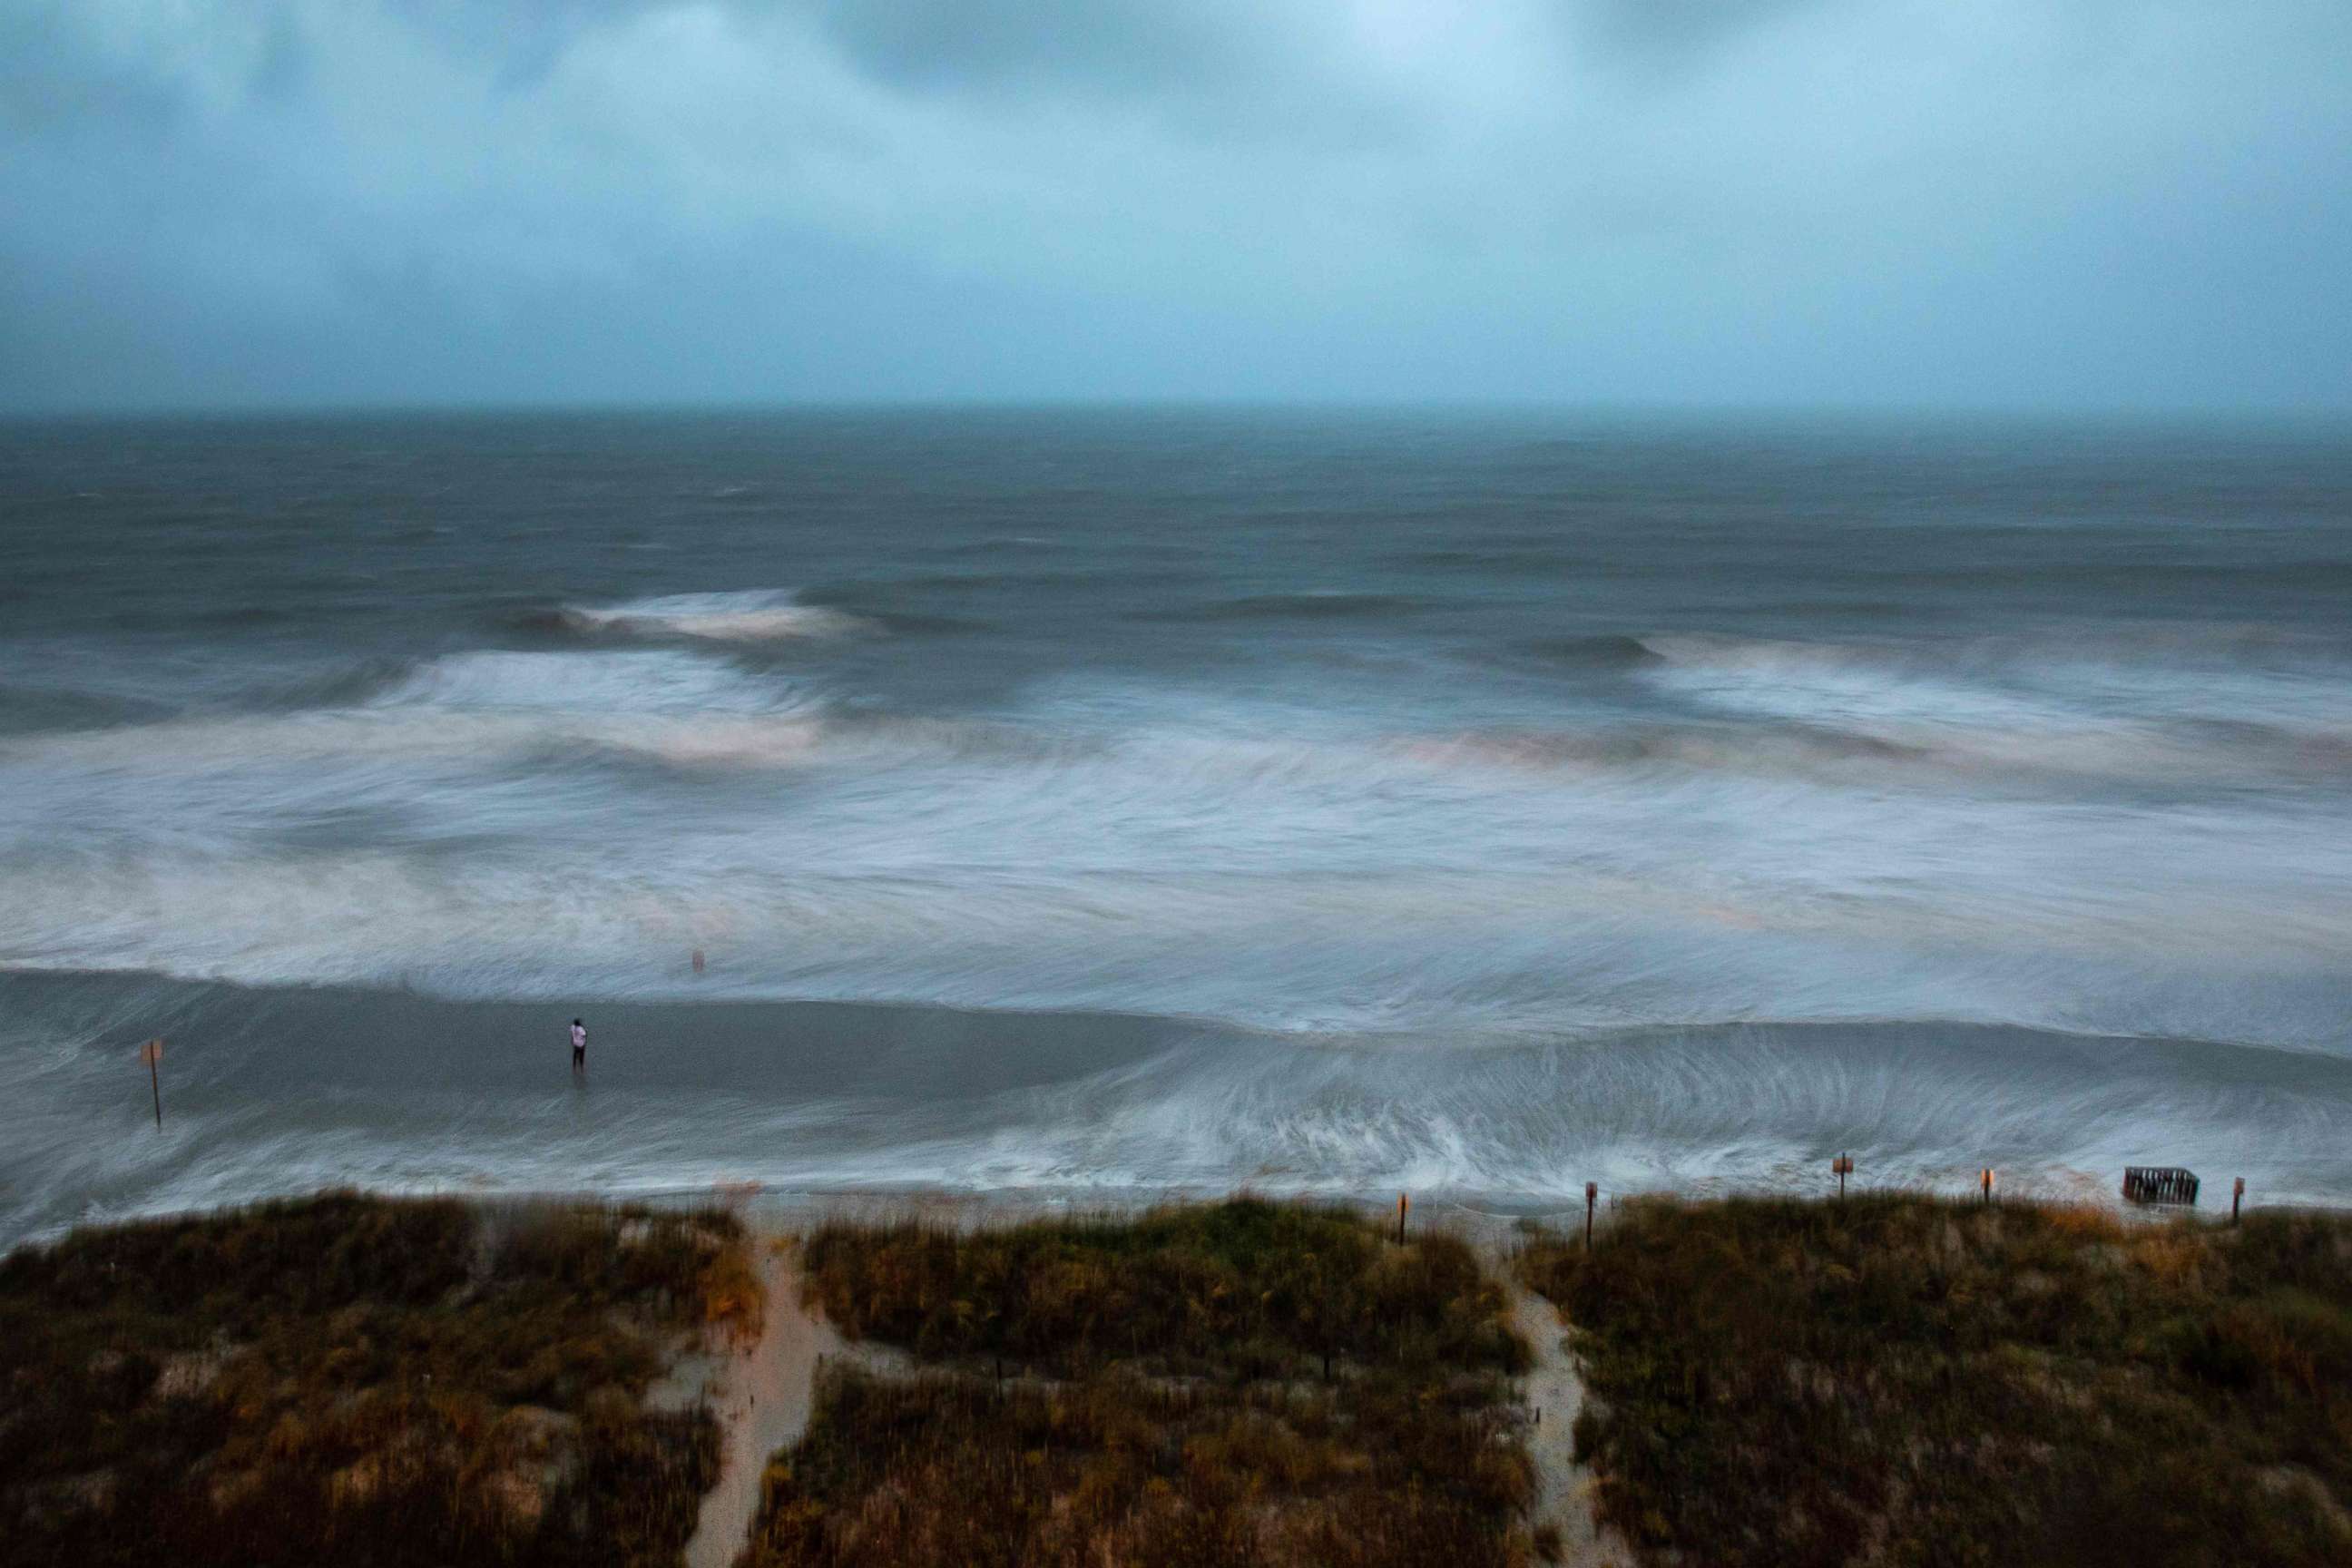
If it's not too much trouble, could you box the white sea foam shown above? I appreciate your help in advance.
[1622,631,2352,785]
[5,977,2346,1250]
[562,589,867,642]
[376,648,807,714]
[8,417,2351,1241]
[0,650,836,784]
[3,641,2350,1073]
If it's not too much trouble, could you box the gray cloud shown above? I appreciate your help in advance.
[0,5,185,136]
[1572,0,1835,69]
[807,0,1254,97]
[2,0,2347,413]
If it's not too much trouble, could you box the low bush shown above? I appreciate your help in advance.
[742,1365,1532,1568]
[801,1195,1527,1378]
[0,1191,744,1568]
[1516,1194,2352,1568]
[758,1198,1540,1568]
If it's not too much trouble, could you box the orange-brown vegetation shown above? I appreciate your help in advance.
[1516,1193,2352,1568]
[748,1198,1541,1567]
[0,1191,748,1568]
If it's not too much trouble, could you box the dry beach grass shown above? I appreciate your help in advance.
[10,1187,2352,1567]
[743,1197,1545,1568]
[1514,1192,2352,1568]
[0,1191,751,1568]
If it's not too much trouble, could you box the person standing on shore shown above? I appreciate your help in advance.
[570,1017,587,1074]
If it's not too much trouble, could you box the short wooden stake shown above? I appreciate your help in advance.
[2232,1177,2245,1225]
[141,1038,165,1130]
[1395,1193,1409,1246]
[1833,1153,1853,1202]
[1584,1181,1597,1253]
[1981,1168,1994,1205]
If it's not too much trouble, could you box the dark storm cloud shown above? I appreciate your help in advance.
[2,0,2348,412]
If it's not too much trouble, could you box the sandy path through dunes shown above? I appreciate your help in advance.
[1510,1286,1634,1568]
[682,1241,840,1568]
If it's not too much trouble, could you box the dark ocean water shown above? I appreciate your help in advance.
[3,409,2349,1241]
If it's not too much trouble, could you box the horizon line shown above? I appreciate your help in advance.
[6,395,2352,428]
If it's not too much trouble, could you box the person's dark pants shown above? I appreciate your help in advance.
[573,1046,585,1070]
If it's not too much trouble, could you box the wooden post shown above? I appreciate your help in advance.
[1584,1181,1597,1253]
[141,1038,164,1130]
[2232,1177,2244,1225]
[1833,1153,1853,1202]
[1981,1168,1994,1205]
[1396,1193,1408,1246]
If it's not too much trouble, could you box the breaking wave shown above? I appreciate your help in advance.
[552,589,869,642]
[5,410,2352,1232]
[1628,631,2352,760]
[376,649,804,714]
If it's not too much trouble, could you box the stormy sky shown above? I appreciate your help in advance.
[5,1,2348,413]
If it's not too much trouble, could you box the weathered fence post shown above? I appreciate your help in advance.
[2232,1177,2245,1225]
[1833,1152,1853,1202]
[1584,1181,1597,1253]
[1396,1192,1408,1246]
[1980,1168,1994,1205]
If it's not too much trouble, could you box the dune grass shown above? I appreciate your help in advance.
[747,1197,1540,1567]
[800,1195,1528,1378]
[0,1191,751,1568]
[1516,1193,2352,1568]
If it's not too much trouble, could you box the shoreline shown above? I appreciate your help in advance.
[7,966,2350,1250]
[13,1171,2333,1268]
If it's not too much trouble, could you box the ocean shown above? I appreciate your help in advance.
[3,408,2348,1244]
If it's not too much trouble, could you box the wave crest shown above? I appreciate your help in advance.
[375,649,805,715]
[557,589,868,642]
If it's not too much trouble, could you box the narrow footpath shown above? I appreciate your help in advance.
[681,1241,840,1568]
[1509,1286,1634,1568]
